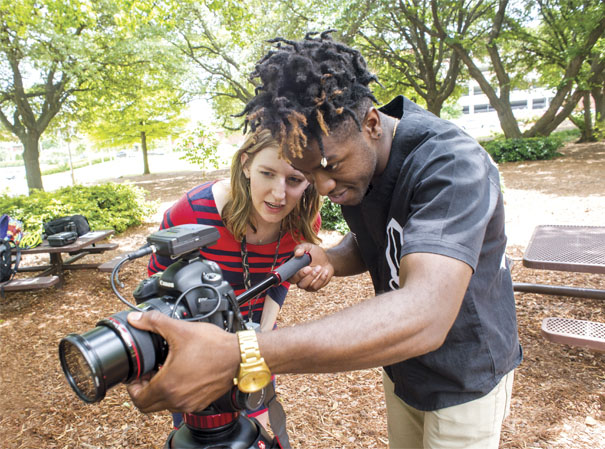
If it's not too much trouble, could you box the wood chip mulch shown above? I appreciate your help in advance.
[1,142,604,448]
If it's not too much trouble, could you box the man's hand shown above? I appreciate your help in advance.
[125,311,239,414]
[290,243,334,291]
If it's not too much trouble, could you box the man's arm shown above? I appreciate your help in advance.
[126,252,471,413]
[263,252,470,372]
[326,232,367,276]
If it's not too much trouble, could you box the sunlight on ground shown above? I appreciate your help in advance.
[504,189,605,247]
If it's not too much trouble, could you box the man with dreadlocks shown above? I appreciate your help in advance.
[126,31,521,449]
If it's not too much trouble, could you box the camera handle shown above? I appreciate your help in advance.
[236,252,311,306]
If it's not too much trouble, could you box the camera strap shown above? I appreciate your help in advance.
[240,224,282,323]
[240,225,291,446]
[264,381,291,448]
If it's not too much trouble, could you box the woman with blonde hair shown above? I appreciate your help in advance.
[148,128,322,431]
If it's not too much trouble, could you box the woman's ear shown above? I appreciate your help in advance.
[240,153,250,178]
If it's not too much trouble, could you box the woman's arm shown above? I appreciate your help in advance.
[259,295,280,332]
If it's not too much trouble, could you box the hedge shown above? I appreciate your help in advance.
[0,183,157,236]
[481,135,563,163]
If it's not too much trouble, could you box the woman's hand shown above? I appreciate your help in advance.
[290,243,334,291]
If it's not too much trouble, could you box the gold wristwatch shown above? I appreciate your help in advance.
[233,330,272,393]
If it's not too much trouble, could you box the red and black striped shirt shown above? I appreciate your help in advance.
[148,181,303,323]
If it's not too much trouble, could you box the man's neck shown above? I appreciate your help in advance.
[372,112,398,182]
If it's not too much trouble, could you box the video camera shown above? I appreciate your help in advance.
[58,224,310,448]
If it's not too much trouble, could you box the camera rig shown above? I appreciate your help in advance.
[58,224,310,449]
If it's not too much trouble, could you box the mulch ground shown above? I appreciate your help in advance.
[0,142,603,449]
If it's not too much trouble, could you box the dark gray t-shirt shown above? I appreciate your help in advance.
[342,96,522,411]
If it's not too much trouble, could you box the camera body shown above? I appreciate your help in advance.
[59,224,246,404]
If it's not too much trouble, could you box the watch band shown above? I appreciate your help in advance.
[234,330,272,392]
[238,330,263,363]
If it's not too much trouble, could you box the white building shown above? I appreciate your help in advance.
[452,80,555,139]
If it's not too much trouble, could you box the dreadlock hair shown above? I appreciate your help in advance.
[221,128,322,245]
[241,30,379,161]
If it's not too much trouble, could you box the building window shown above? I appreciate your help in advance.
[473,86,483,95]
[532,98,546,109]
[474,103,493,113]
[462,105,470,114]
[510,100,527,110]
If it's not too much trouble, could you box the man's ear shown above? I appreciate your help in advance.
[363,107,382,139]
[241,153,250,178]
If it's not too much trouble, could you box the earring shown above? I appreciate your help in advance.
[319,147,328,168]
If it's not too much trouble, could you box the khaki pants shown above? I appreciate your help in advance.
[382,370,514,449]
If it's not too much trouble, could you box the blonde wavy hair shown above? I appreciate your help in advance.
[222,128,322,244]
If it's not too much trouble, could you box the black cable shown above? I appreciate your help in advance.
[110,244,155,311]
[110,257,139,311]
[170,283,223,321]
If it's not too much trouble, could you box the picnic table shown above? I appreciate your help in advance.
[512,224,605,352]
[8,230,117,290]
[512,224,605,299]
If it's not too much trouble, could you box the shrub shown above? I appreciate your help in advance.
[174,125,223,170]
[0,183,157,236]
[481,136,563,163]
[320,198,349,234]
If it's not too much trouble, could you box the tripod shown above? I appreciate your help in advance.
[165,409,280,449]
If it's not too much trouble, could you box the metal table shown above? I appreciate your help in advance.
[513,225,605,299]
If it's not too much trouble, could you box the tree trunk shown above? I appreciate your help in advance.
[447,42,522,138]
[594,82,604,125]
[67,139,76,185]
[581,92,595,142]
[141,131,150,175]
[21,132,44,193]
[528,89,584,137]
[425,96,442,117]
[494,106,522,138]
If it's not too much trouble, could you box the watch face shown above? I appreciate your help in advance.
[239,371,271,393]
[244,388,266,410]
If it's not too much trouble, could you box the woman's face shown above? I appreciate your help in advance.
[242,146,310,228]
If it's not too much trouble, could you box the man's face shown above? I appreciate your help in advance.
[288,127,378,206]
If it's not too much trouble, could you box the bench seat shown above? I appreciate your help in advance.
[1,276,60,292]
[542,317,605,352]
[98,255,127,273]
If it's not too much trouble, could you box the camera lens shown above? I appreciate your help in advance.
[59,310,163,403]
[59,323,131,403]
[59,337,98,402]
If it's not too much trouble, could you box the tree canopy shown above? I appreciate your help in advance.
[1,0,603,196]
[0,0,190,192]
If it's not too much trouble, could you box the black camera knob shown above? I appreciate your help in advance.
[202,272,222,286]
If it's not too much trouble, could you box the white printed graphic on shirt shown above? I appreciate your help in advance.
[385,218,404,290]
